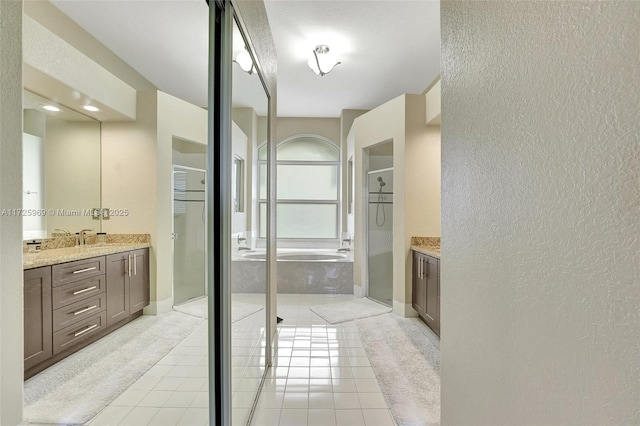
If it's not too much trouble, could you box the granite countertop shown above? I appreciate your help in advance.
[411,236,441,259]
[24,242,150,270]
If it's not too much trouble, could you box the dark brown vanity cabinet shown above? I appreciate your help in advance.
[24,266,53,370]
[106,248,150,327]
[24,248,150,377]
[412,251,440,336]
[52,257,107,355]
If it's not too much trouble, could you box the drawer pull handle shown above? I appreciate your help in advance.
[73,305,97,316]
[74,324,98,337]
[128,255,132,277]
[73,286,97,295]
[73,267,97,275]
[134,253,137,276]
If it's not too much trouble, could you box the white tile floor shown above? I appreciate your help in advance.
[87,319,210,426]
[88,293,267,426]
[250,294,397,426]
[86,293,437,426]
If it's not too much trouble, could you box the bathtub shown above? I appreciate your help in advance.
[241,249,351,262]
[231,249,353,294]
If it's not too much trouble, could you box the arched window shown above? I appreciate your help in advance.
[258,136,340,239]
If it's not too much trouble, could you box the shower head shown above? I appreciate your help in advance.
[377,176,386,187]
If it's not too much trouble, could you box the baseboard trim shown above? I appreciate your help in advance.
[144,297,174,315]
[353,285,364,298]
[392,300,418,318]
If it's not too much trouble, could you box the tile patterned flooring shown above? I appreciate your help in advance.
[252,294,397,426]
[83,293,437,425]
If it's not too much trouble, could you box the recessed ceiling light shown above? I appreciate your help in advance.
[82,105,100,112]
[42,105,60,112]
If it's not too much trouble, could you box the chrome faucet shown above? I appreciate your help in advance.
[342,237,352,245]
[238,246,252,251]
[237,235,247,245]
[337,247,351,252]
[79,229,93,246]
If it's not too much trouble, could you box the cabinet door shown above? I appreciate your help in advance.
[24,266,53,370]
[129,248,150,314]
[106,252,130,326]
[412,252,427,317]
[425,256,439,336]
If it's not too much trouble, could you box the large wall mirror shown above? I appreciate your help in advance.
[229,12,270,425]
[22,90,101,240]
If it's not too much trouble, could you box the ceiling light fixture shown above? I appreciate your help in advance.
[307,45,341,77]
[42,105,60,112]
[234,48,255,75]
[82,105,100,112]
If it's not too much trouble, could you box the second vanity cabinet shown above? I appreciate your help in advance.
[412,251,440,336]
[24,248,149,378]
[106,249,150,327]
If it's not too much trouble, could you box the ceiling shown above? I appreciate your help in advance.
[51,0,440,118]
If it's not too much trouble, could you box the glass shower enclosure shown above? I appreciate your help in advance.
[172,165,207,305]
[368,168,393,306]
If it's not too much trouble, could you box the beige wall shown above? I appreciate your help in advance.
[276,117,340,145]
[0,0,24,423]
[441,1,640,423]
[352,94,440,315]
[101,91,158,301]
[44,117,101,233]
[425,79,441,125]
[340,110,367,239]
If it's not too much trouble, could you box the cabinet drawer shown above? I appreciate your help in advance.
[53,293,106,332]
[52,257,106,287]
[52,276,105,309]
[53,312,106,355]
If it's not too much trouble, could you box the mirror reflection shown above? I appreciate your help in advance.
[230,16,269,424]
[22,90,101,240]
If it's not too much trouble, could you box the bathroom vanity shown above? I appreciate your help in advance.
[411,237,440,337]
[23,244,149,378]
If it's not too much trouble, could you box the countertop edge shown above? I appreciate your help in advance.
[23,243,151,270]
[411,245,440,259]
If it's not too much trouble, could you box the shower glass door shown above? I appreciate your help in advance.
[368,168,393,306]
[173,166,206,305]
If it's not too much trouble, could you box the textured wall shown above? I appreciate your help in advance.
[441,1,640,424]
[0,0,24,423]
